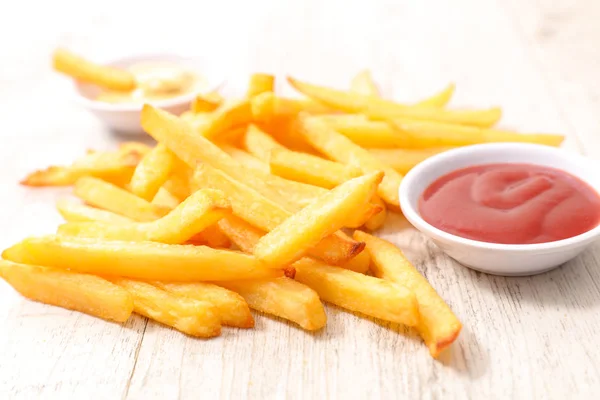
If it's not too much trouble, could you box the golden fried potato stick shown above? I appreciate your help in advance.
[254,172,382,267]
[246,73,275,98]
[113,279,221,338]
[74,177,170,222]
[259,118,319,154]
[350,70,380,96]
[315,114,404,148]
[56,199,133,224]
[250,91,331,122]
[129,143,177,201]
[363,195,387,231]
[392,119,565,148]
[293,258,418,327]
[202,99,253,140]
[52,48,136,91]
[193,165,365,265]
[118,141,153,155]
[0,259,134,323]
[354,231,462,357]
[154,281,254,328]
[217,277,326,331]
[243,124,286,160]
[162,160,194,202]
[294,115,403,207]
[21,148,143,187]
[288,77,501,128]
[58,189,231,244]
[3,236,284,282]
[219,144,270,173]
[369,147,455,174]
[415,84,455,108]
[218,214,417,326]
[191,91,224,113]
[141,105,318,210]
[268,148,361,189]
[151,187,182,209]
[187,224,232,248]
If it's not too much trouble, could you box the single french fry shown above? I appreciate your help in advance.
[350,70,379,96]
[118,141,152,155]
[293,258,418,326]
[294,115,403,207]
[152,187,182,209]
[393,119,565,148]
[154,281,254,328]
[363,195,387,231]
[3,236,284,282]
[259,118,319,154]
[354,231,462,357]
[415,83,455,108]
[315,115,406,148]
[254,172,382,267]
[250,91,331,122]
[369,147,455,174]
[217,277,326,331]
[218,215,369,274]
[288,77,501,128]
[0,259,134,323]
[58,189,231,244]
[188,224,232,248]
[74,177,170,222]
[21,148,143,187]
[113,279,221,338]
[201,99,253,139]
[163,160,194,202]
[56,199,133,224]
[129,144,177,201]
[243,124,285,160]
[247,73,275,98]
[52,48,136,91]
[193,165,365,265]
[192,91,223,113]
[268,148,361,189]
[220,144,270,173]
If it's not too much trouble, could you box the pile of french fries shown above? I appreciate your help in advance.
[1,61,565,357]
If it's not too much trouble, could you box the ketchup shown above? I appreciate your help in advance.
[418,163,600,244]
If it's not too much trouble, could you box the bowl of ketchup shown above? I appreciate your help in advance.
[399,143,600,276]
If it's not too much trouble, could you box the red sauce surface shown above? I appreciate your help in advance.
[419,163,600,244]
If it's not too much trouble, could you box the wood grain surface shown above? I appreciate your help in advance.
[0,0,599,398]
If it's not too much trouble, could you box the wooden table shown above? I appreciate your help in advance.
[1,0,599,398]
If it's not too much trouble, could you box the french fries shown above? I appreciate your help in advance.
[250,91,331,122]
[201,99,253,140]
[247,73,275,98]
[187,224,232,248]
[58,189,231,244]
[129,143,177,201]
[52,48,136,91]
[113,279,221,338]
[0,259,134,322]
[21,148,143,187]
[393,119,565,148]
[192,91,223,113]
[415,84,455,108]
[288,77,501,127]
[354,231,462,357]
[294,115,403,207]
[192,165,364,265]
[56,199,133,224]
[243,124,286,160]
[220,144,270,173]
[152,187,182,209]
[3,236,284,282]
[154,281,254,328]
[350,70,379,96]
[253,172,382,267]
[315,115,404,148]
[370,147,456,174]
[74,177,170,222]
[293,258,418,326]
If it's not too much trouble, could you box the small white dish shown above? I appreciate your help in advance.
[399,143,600,276]
[72,53,225,135]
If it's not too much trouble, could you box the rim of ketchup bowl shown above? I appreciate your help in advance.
[399,142,600,253]
[71,53,225,112]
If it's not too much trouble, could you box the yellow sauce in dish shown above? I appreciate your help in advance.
[96,62,206,104]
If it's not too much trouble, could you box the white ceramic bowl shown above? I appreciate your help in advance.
[72,53,225,134]
[399,143,600,276]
